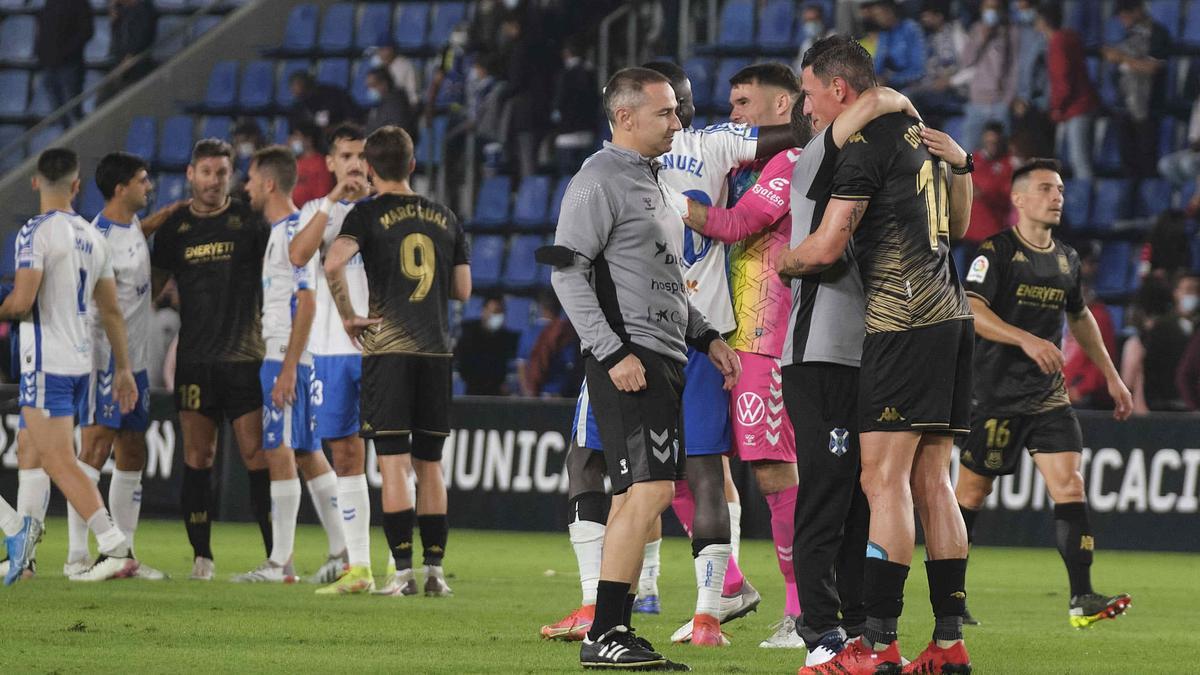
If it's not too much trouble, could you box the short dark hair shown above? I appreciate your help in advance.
[251,145,298,193]
[36,147,78,184]
[982,120,1006,136]
[366,66,395,90]
[1037,1,1063,29]
[1115,0,1144,15]
[364,125,414,181]
[1011,158,1062,189]
[729,62,800,94]
[800,35,877,94]
[922,0,951,17]
[641,61,687,90]
[191,137,234,164]
[289,70,314,88]
[326,122,365,155]
[95,151,148,200]
[789,92,815,146]
[603,67,672,123]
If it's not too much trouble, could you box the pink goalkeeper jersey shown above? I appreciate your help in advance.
[704,148,801,357]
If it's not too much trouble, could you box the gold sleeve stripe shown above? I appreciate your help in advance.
[830,194,872,201]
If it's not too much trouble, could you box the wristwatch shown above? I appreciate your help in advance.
[951,153,974,175]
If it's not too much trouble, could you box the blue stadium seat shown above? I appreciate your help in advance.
[1149,0,1182,39]
[190,15,221,41]
[125,116,156,162]
[470,235,505,286]
[201,116,233,141]
[1181,175,1198,209]
[29,124,61,154]
[85,18,112,66]
[713,58,752,107]
[462,295,484,321]
[0,229,18,278]
[684,56,715,110]
[316,58,350,88]
[279,3,319,54]
[0,0,27,9]
[469,175,513,229]
[758,0,796,52]
[81,69,103,115]
[158,115,194,168]
[0,71,30,118]
[0,16,37,64]
[1158,115,1179,157]
[203,60,239,111]
[513,175,552,230]
[1103,16,1126,44]
[1136,178,1173,218]
[1091,178,1134,229]
[1185,1,1200,49]
[350,59,372,107]
[1095,242,1133,296]
[1064,0,1103,48]
[691,115,709,130]
[156,0,188,11]
[504,295,534,333]
[25,75,52,117]
[276,60,311,107]
[942,116,965,144]
[1105,304,1125,334]
[0,124,23,172]
[318,3,355,55]
[1093,119,1122,175]
[80,179,105,220]
[271,116,290,145]
[356,3,392,50]
[154,172,188,210]
[394,3,431,53]
[503,235,542,288]
[414,114,448,165]
[429,2,467,49]
[1062,178,1092,227]
[715,0,755,51]
[1094,61,1121,110]
[548,175,570,225]
[238,59,275,112]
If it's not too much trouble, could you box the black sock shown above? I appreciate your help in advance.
[959,503,980,545]
[863,558,909,648]
[417,513,449,566]
[569,491,608,525]
[181,466,213,560]
[622,593,636,628]
[926,558,968,641]
[588,580,631,640]
[383,509,416,570]
[246,468,272,557]
[1054,502,1095,597]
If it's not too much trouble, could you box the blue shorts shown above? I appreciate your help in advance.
[312,354,360,441]
[19,371,88,428]
[87,363,151,432]
[573,348,730,456]
[260,359,319,452]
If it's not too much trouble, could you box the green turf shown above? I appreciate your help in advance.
[0,518,1192,673]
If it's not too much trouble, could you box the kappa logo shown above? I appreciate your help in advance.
[829,428,850,456]
[1080,535,1095,551]
[846,131,867,144]
[736,392,765,426]
[1012,250,1029,263]
[877,407,906,423]
[650,429,672,463]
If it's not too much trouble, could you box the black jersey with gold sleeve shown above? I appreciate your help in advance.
[963,228,1085,415]
[150,199,267,364]
[829,112,971,335]
[337,193,470,356]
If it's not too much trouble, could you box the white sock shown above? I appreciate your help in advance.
[568,520,605,605]
[694,542,732,618]
[639,538,661,596]
[108,470,143,551]
[67,461,101,562]
[269,479,302,565]
[306,472,346,556]
[338,474,371,568]
[87,508,129,557]
[17,468,51,520]
[728,502,743,563]
[0,496,21,536]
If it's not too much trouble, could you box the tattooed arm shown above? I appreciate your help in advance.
[775,198,868,283]
[324,236,379,348]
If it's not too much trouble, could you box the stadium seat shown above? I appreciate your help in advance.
[350,59,372,107]
[318,3,355,55]
[1136,178,1173,218]
[0,0,27,9]
[1181,175,1198,208]
[201,116,233,141]
[0,229,17,278]
[429,2,468,49]
[1094,241,1133,296]
[470,234,505,286]
[1062,178,1092,227]
[394,3,431,53]
[238,59,275,112]
[278,3,319,55]
[1103,16,1126,44]
[1093,119,1122,175]
[275,59,311,107]
[190,15,221,41]
[548,175,570,225]
[0,124,23,171]
[1064,0,1103,48]
[158,115,195,169]
[513,175,552,230]
[504,295,534,332]
[154,172,188,210]
[1185,1,1200,50]
[757,0,796,53]
[0,71,30,118]
[503,235,542,289]
[202,60,239,112]
[156,0,188,11]
[414,114,448,166]
[1094,61,1122,111]
[1149,0,1182,39]
[462,295,484,321]
[81,69,103,115]
[316,58,350,88]
[714,0,755,52]
[1158,114,1179,158]
[356,3,392,51]
[125,116,156,162]
[29,124,61,154]
[85,18,112,66]
[271,116,290,145]
[0,16,37,64]
[1105,304,1125,334]
[1091,178,1134,229]
[713,58,752,107]
[469,175,513,229]
[942,115,965,144]
[80,179,105,220]
[684,56,715,110]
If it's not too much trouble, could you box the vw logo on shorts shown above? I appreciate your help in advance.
[736,392,765,426]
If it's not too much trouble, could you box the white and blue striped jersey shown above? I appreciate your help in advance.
[17,210,114,377]
[261,212,321,346]
[88,214,151,373]
[296,198,370,356]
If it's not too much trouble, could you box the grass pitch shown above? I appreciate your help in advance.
[0,518,1193,673]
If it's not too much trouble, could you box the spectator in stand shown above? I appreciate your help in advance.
[959,0,1020,153]
[517,291,578,398]
[1142,210,1193,281]
[230,118,266,198]
[368,44,421,108]
[364,67,417,136]
[1175,273,1200,331]
[905,0,969,129]
[288,122,334,208]
[455,294,519,396]
[468,56,509,170]
[793,2,837,73]
[99,0,157,103]
[1011,0,1047,114]
[1036,2,1100,179]
[863,0,925,89]
[551,38,599,176]
[965,121,1015,244]
[467,0,508,55]
[1121,277,1191,413]
[35,0,94,125]
[1102,0,1170,179]
[1063,242,1118,409]
[1158,95,1200,215]
[498,11,559,177]
[516,290,555,397]
[1176,319,1200,411]
[288,71,361,133]
[427,25,471,116]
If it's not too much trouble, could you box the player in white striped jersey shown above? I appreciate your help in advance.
[0,148,139,583]
[231,146,347,584]
[288,123,381,593]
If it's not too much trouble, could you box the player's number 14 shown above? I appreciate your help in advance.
[917,159,950,251]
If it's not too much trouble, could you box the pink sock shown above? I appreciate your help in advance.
[766,485,801,616]
[675,480,745,595]
[723,555,745,595]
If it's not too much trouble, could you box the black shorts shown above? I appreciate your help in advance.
[584,344,685,495]
[960,405,1083,477]
[783,362,860,464]
[859,319,973,435]
[360,353,451,446]
[174,361,262,422]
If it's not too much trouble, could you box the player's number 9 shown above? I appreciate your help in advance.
[400,233,435,302]
[917,159,950,251]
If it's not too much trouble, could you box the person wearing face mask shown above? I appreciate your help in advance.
[964,121,1016,245]
[905,0,970,130]
[364,67,417,137]
[368,44,420,108]
[289,122,334,209]
[1174,275,1200,410]
[454,294,519,395]
[959,0,1021,153]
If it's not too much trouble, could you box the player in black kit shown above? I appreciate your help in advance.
[956,159,1134,629]
[149,138,272,580]
[324,126,471,596]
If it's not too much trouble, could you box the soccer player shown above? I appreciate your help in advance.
[60,152,165,580]
[955,158,1134,628]
[289,123,371,589]
[150,138,273,581]
[323,126,470,597]
[778,36,977,674]
[1,148,139,582]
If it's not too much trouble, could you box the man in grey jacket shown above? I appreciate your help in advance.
[547,66,740,670]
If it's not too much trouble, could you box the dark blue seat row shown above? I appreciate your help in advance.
[467,174,571,231]
[470,233,552,290]
[273,2,468,56]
